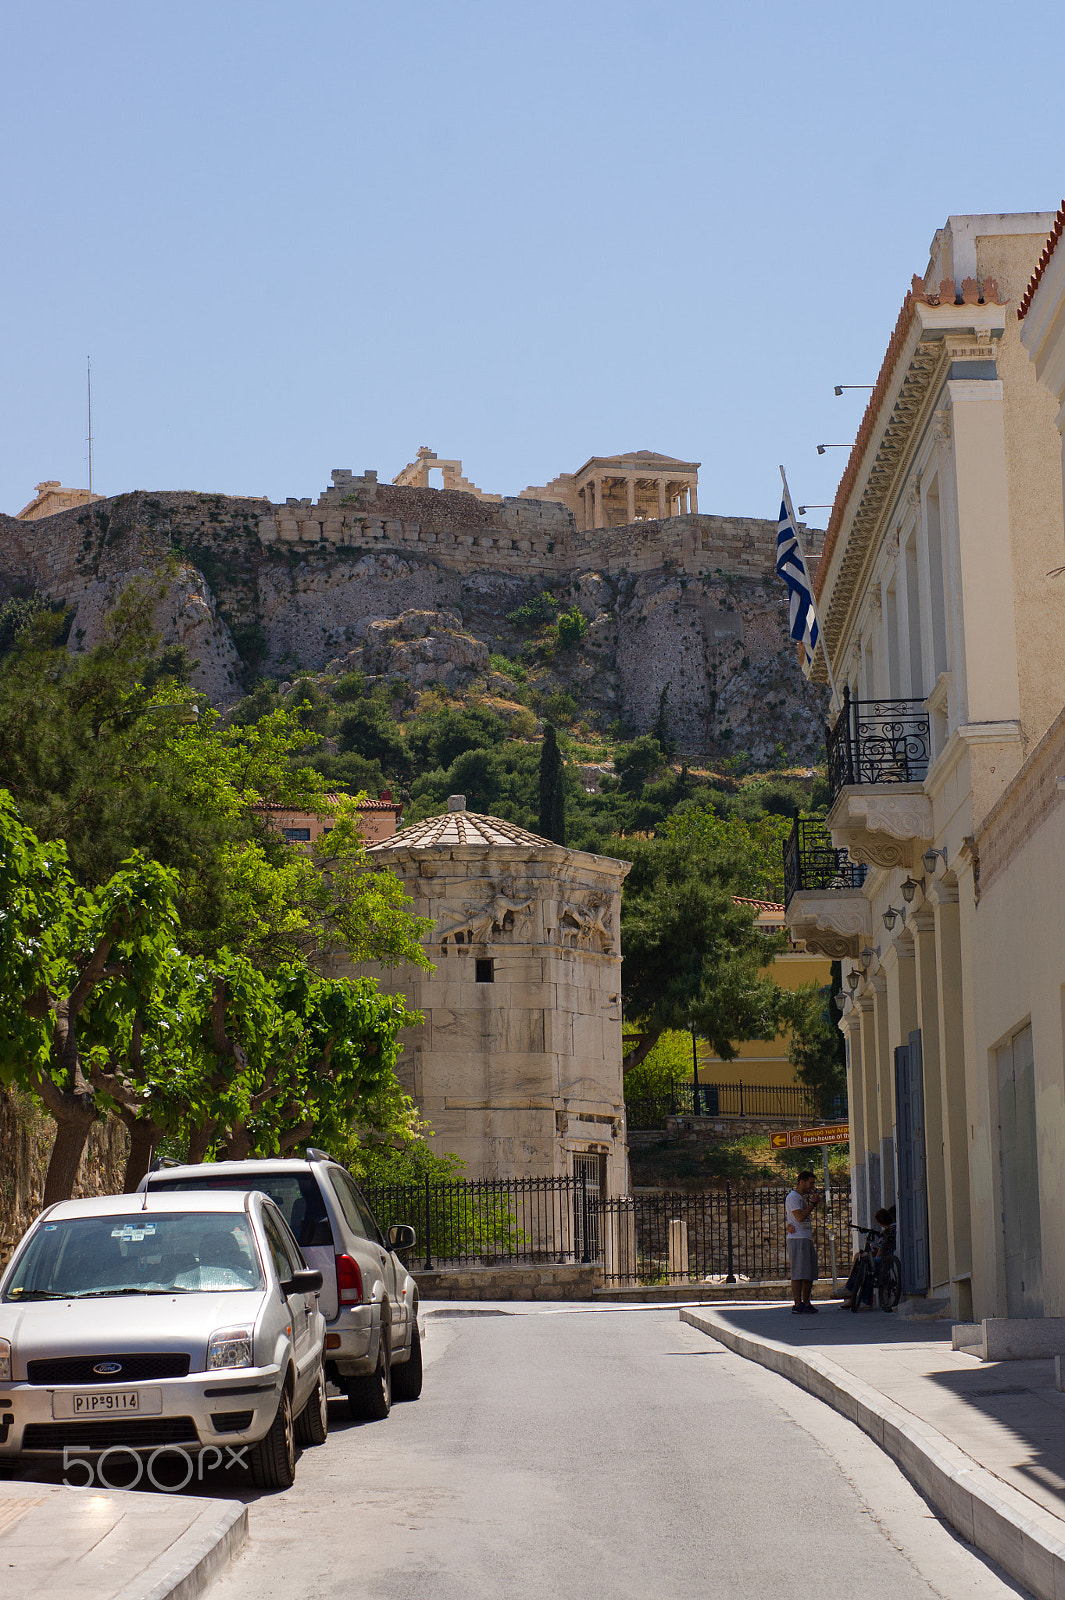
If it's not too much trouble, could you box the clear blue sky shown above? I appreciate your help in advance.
[4,1,1065,527]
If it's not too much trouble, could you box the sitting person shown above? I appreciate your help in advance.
[840,1207,893,1308]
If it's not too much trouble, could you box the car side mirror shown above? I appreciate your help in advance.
[282,1267,324,1296]
[387,1224,417,1252]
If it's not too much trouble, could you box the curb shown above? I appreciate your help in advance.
[681,1308,1065,1600]
[111,1499,247,1600]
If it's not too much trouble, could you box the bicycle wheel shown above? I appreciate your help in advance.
[879,1254,902,1313]
[849,1258,867,1313]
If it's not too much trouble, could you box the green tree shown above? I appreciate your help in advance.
[538,725,566,844]
[615,831,787,1070]
[614,735,666,796]
[783,970,847,1117]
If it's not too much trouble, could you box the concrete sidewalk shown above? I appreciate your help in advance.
[0,1477,246,1600]
[682,1300,1065,1600]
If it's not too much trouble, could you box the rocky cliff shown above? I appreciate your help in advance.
[0,474,829,762]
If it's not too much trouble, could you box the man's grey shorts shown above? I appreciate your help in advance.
[787,1237,818,1280]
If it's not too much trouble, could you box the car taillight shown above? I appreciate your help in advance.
[336,1253,363,1305]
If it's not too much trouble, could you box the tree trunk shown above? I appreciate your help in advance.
[224,1124,252,1161]
[187,1123,216,1164]
[42,1106,97,1205]
[123,1119,159,1192]
[621,1029,663,1074]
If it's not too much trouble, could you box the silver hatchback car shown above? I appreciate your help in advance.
[0,1191,326,1489]
[140,1152,421,1420]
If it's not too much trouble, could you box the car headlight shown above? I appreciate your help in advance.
[0,1339,9,1382]
[207,1326,254,1370]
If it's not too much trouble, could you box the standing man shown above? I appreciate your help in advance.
[785,1171,822,1314]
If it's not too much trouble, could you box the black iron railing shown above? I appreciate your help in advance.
[363,1176,852,1286]
[625,1081,839,1129]
[826,685,931,806]
[783,816,868,910]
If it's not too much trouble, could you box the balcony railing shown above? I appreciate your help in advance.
[826,686,931,806]
[783,817,867,910]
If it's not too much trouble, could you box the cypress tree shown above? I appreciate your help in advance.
[538,723,566,845]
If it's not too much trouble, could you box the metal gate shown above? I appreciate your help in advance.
[997,1023,1044,1318]
[571,1154,601,1264]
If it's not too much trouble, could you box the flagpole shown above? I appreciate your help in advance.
[779,465,842,714]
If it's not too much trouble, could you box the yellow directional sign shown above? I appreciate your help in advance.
[770,1122,849,1150]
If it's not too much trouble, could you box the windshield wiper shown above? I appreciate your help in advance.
[76,1287,191,1298]
[5,1290,69,1301]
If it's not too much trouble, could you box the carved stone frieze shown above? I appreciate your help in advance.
[557,893,616,954]
[827,784,932,871]
[436,881,533,946]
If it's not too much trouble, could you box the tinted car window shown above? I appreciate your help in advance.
[331,1169,383,1245]
[151,1173,332,1249]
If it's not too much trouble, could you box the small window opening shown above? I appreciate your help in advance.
[475,959,494,984]
[282,827,311,841]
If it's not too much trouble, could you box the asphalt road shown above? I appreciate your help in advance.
[208,1306,1028,1600]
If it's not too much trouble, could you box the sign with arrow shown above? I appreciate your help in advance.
[770,1122,849,1150]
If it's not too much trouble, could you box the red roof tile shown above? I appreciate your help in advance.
[1018,200,1065,319]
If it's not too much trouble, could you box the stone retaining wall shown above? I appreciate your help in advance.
[413,1264,603,1301]
[0,1090,130,1269]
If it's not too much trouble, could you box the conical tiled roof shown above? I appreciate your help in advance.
[368,807,557,853]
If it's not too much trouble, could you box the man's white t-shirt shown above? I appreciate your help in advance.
[785,1189,812,1241]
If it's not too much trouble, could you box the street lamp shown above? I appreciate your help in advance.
[816,444,851,455]
[834,385,874,396]
[922,846,948,876]
[900,876,922,904]
[882,905,905,931]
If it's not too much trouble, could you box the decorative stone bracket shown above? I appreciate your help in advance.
[827,784,933,871]
[784,891,872,959]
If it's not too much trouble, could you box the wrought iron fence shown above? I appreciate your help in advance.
[625,1080,835,1129]
[362,1176,852,1286]
[783,816,867,910]
[826,685,931,806]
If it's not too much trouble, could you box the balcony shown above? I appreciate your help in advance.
[825,688,934,872]
[782,817,871,959]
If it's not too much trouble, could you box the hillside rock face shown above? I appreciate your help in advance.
[0,477,829,762]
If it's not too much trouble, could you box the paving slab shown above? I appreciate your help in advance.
[681,1299,1065,1600]
[0,1478,246,1600]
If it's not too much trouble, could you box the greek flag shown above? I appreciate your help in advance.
[776,499,819,660]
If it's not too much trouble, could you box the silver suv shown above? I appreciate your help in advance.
[140,1152,420,1418]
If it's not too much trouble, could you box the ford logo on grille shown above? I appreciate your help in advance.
[93,1362,123,1375]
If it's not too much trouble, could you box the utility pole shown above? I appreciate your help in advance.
[87,356,94,495]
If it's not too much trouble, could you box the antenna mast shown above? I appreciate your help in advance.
[86,357,93,496]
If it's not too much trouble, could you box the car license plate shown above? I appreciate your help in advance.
[52,1387,162,1418]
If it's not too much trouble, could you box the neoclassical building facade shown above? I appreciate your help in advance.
[784,212,1065,1325]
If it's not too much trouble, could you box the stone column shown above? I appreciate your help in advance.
[858,992,879,1217]
[913,905,950,1294]
[592,476,603,530]
[690,483,698,515]
[930,880,972,1308]
[871,973,895,1209]
[657,478,667,519]
[843,1013,868,1227]
[626,476,636,524]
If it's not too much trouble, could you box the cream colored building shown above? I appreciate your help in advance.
[785,212,1065,1323]
[354,797,631,1194]
[16,481,101,520]
[521,450,699,529]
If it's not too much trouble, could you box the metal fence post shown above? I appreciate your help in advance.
[580,1170,591,1264]
[423,1175,433,1272]
[725,1180,736,1283]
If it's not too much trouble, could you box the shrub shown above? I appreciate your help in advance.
[543,690,577,724]
[556,607,589,649]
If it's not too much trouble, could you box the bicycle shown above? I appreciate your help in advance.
[848,1225,902,1313]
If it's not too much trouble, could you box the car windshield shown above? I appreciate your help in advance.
[2,1212,265,1301]
[150,1172,331,1249]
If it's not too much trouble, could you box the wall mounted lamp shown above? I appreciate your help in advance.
[858,946,879,972]
[922,846,948,876]
[882,905,905,931]
[846,970,860,992]
[834,385,874,396]
[834,990,849,1010]
[816,444,851,455]
[797,504,833,515]
[900,876,923,904]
